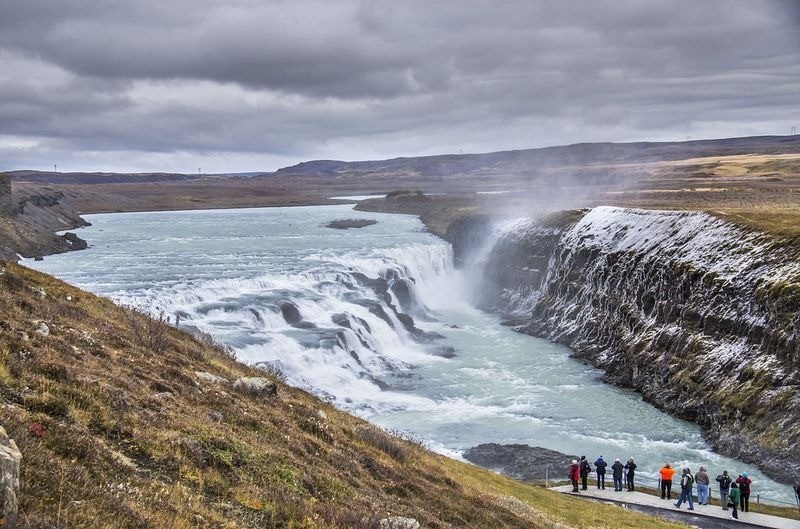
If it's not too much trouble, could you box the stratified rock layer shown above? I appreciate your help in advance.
[455,207,800,484]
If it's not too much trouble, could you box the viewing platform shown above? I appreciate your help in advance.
[550,485,800,529]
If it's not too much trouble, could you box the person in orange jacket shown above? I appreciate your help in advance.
[659,463,676,499]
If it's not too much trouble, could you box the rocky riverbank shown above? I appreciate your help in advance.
[0,182,90,261]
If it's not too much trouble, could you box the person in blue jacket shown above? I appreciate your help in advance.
[594,455,608,489]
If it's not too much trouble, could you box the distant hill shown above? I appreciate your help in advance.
[7,171,204,185]
[271,135,800,179]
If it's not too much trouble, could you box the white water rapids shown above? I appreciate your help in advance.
[25,204,795,503]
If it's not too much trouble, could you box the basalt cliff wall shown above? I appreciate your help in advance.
[449,207,800,484]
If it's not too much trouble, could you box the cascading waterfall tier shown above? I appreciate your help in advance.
[117,241,458,414]
[467,206,800,484]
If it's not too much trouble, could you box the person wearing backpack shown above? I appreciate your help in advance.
[716,470,732,510]
[728,482,740,519]
[674,467,695,510]
[736,473,752,512]
[579,456,591,490]
[594,455,608,489]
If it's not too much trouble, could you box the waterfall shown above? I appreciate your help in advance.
[111,241,464,413]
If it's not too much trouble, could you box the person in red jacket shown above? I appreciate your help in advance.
[736,473,752,512]
[569,460,581,492]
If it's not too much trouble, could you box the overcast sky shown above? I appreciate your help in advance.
[1,1,799,173]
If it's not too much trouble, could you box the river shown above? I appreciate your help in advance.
[25,204,795,504]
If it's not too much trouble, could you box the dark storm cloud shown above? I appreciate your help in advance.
[0,0,798,172]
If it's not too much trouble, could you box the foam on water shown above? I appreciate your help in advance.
[24,205,796,503]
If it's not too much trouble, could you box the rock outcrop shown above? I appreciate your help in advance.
[232,377,278,397]
[455,206,800,484]
[325,218,378,229]
[0,174,10,214]
[0,181,89,260]
[0,426,22,528]
[464,443,575,483]
[379,516,420,529]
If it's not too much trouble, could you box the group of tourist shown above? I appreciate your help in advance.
[568,457,753,520]
[568,455,638,493]
[666,465,752,520]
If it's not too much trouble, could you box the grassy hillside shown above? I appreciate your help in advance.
[0,261,689,528]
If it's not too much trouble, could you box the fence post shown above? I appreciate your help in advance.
[546,466,549,488]
[756,494,760,505]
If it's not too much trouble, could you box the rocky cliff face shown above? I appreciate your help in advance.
[0,174,10,214]
[457,207,800,484]
[0,182,89,260]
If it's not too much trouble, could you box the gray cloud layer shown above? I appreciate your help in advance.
[1,0,798,172]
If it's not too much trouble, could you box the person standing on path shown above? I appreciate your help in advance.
[659,463,675,500]
[716,470,732,510]
[674,467,695,510]
[611,459,624,491]
[624,457,637,491]
[579,456,591,490]
[569,460,581,492]
[695,466,710,505]
[728,482,740,519]
[594,455,607,489]
[736,473,752,512]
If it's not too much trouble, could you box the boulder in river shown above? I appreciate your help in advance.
[326,218,378,229]
[280,302,302,325]
[61,232,88,250]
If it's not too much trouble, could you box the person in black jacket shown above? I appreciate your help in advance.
[594,455,607,489]
[716,470,732,510]
[579,456,591,490]
[624,457,637,491]
[611,459,624,491]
